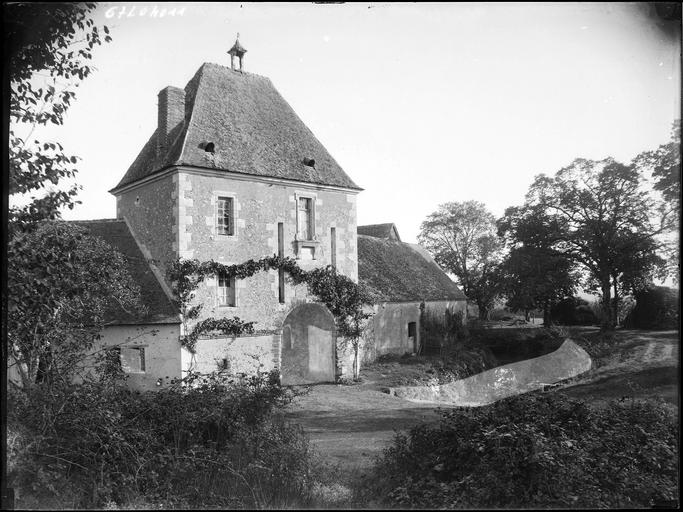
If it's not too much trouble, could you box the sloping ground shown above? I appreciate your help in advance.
[387,340,591,406]
[557,329,679,406]
[283,328,679,504]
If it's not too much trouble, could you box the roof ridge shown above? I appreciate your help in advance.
[67,218,123,223]
[176,64,207,167]
[200,61,269,80]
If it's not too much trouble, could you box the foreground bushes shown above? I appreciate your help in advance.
[8,371,313,509]
[362,393,678,509]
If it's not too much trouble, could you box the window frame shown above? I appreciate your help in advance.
[215,196,235,236]
[112,346,147,374]
[217,271,237,307]
[296,195,315,241]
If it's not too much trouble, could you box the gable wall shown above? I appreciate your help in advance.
[178,170,358,332]
[116,174,178,284]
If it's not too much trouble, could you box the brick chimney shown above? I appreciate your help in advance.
[157,86,185,156]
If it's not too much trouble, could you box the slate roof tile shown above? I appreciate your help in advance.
[114,63,360,191]
[357,234,467,302]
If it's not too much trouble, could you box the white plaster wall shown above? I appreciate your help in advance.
[95,323,182,391]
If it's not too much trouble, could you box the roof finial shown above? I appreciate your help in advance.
[228,33,247,72]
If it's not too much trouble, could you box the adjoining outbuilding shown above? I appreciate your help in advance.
[357,223,468,361]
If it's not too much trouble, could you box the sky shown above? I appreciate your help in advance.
[13,2,681,245]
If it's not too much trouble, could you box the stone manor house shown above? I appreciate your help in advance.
[72,41,467,390]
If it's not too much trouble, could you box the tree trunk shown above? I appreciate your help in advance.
[543,302,551,327]
[612,278,620,327]
[478,302,490,320]
[353,343,360,380]
[601,279,615,331]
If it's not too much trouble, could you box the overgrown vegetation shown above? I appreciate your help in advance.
[167,256,377,379]
[360,392,678,509]
[8,368,314,509]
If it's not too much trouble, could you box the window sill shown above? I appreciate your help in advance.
[294,239,321,259]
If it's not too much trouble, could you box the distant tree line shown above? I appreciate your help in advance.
[419,122,680,332]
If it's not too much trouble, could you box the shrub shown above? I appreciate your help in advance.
[362,393,678,509]
[8,370,314,509]
[623,286,679,330]
[551,297,598,325]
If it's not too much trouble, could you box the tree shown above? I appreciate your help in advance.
[6,3,112,232]
[498,206,579,326]
[7,223,142,390]
[633,119,681,283]
[515,158,668,331]
[498,246,577,326]
[419,201,504,320]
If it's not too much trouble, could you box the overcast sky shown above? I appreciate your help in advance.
[16,2,681,244]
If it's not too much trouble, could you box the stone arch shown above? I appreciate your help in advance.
[280,303,336,385]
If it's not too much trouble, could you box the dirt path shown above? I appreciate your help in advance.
[283,381,451,473]
[558,329,679,406]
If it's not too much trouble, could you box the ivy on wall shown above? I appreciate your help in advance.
[166,255,378,358]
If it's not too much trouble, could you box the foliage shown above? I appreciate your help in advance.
[361,393,678,509]
[167,256,377,379]
[420,307,467,355]
[7,222,143,389]
[8,370,314,509]
[550,297,598,326]
[623,286,679,330]
[418,201,505,320]
[6,2,112,231]
[634,119,681,213]
[502,158,668,331]
[183,317,256,354]
[497,215,579,325]
[633,120,681,283]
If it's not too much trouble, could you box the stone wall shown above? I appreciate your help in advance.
[116,174,177,282]
[365,301,422,361]
[177,170,358,332]
[363,299,468,362]
[187,334,280,376]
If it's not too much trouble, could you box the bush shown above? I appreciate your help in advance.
[623,286,679,330]
[8,370,314,509]
[551,297,598,325]
[362,393,678,509]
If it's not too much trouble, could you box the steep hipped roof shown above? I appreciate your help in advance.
[113,62,361,192]
[357,234,467,302]
[357,223,401,241]
[70,220,180,325]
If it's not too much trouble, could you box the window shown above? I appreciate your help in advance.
[297,197,313,240]
[112,346,146,373]
[218,272,236,306]
[216,196,234,236]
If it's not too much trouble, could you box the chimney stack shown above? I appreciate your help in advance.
[157,86,185,156]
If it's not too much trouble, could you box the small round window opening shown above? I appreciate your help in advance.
[205,142,215,153]
[303,158,315,167]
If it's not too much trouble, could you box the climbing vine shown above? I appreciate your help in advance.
[166,255,378,369]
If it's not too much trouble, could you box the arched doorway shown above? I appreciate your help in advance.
[280,303,336,385]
